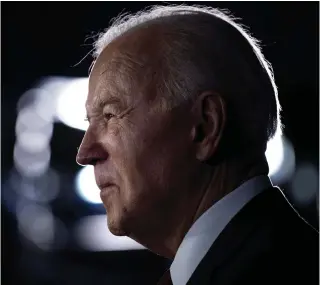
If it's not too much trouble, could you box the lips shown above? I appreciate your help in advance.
[97,182,115,190]
[94,164,117,196]
[99,183,117,200]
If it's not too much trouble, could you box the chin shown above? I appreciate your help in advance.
[107,214,128,236]
[108,225,127,236]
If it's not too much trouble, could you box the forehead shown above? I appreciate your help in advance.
[88,51,146,111]
[89,48,134,97]
[87,27,165,108]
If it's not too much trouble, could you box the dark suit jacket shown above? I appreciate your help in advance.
[187,187,319,285]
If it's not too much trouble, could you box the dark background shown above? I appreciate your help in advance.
[2,2,319,285]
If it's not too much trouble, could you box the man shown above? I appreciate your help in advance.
[76,5,318,285]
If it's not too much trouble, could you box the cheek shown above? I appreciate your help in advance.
[103,122,143,194]
[103,116,191,207]
[124,123,187,195]
[105,123,157,206]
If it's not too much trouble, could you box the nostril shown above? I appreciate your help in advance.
[90,158,100,166]
[76,141,108,166]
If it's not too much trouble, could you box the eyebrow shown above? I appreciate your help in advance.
[96,95,122,108]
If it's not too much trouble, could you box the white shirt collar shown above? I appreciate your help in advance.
[170,175,273,285]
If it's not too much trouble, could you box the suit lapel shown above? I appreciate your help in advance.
[187,187,279,285]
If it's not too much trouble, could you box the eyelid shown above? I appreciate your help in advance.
[85,104,134,123]
[102,104,120,114]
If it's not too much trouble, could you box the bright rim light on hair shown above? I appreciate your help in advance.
[75,166,102,204]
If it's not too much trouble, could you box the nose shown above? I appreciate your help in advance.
[76,128,107,166]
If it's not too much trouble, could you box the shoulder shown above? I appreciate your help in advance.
[230,187,318,283]
[189,187,319,285]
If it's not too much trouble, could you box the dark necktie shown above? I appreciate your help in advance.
[157,269,173,285]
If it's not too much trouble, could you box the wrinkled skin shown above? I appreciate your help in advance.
[76,26,266,258]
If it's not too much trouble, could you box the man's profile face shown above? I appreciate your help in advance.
[76,33,198,241]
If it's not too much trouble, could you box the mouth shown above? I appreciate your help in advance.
[99,183,116,198]
[98,182,114,189]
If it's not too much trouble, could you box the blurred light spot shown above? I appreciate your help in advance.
[266,133,283,176]
[266,134,295,184]
[9,168,60,203]
[75,165,101,204]
[14,144,50,177]
[17,88,41,111]
[2,171,21,215]
[16,201,55,250]
[15,107,53,133]
[16,131,51,153]
[290,163,318,205]
[55,78,89,131]
[37,76,69,94]
[17,88,55,122]
[74,215,145,251]
[36,168,60,202]
[15,89,54,178]
[32,88,57,122]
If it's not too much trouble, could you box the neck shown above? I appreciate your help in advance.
[190,154,269,228]
[130,154,268,259]
[163,154,268,259]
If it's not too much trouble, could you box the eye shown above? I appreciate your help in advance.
[103,113,115,121]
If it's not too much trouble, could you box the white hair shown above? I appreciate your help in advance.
[92,4,282,152]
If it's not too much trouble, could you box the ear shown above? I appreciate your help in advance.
[190,91,226,161]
